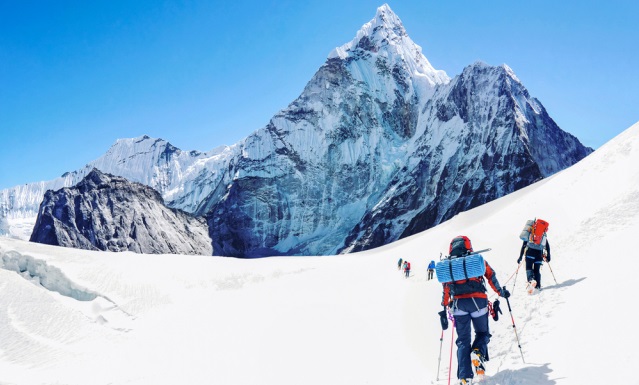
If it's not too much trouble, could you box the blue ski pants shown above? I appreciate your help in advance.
[452,297,491,380]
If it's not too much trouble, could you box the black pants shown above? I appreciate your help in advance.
[525,257,543,288]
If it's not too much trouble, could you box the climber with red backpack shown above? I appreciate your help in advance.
[517,219,551,291]
[436,236,510,385]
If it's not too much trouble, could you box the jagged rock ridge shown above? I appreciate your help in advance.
[30,169,212,255]
[341,62,592,252]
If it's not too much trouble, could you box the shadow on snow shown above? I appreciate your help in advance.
[485,363,560,384]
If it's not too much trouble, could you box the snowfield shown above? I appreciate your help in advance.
[1,121,638,384]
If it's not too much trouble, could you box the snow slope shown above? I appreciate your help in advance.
[0,120,637,384]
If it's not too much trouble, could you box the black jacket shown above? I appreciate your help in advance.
[519,240,551,261]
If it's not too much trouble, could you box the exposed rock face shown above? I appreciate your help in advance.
[29,169,212,255]
[339,62,593,252]
[203,6,592,257]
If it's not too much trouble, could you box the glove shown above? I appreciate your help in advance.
[546,256,551,262]
[438,309,449,330]
[517,257,522,264]
[499,287,511,298]
[492,299,502,321]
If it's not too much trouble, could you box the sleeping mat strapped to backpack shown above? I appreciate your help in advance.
[435,253,486,283]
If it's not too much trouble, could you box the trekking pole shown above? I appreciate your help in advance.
[436,328,444,381]
[544,258,558,285]
[447,312,456,385]
[504,293,525,363]
[512,259,523,292]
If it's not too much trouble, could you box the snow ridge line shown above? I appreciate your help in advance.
[0,250,97,302]
[0,249,136,331]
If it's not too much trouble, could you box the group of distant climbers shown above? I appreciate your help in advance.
[397,258,411,278]
[397,258,438,280]
[397,218,551,385]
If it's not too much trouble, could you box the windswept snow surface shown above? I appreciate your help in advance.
[1,121,638,384]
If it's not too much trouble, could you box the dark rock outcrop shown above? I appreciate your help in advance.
[30,169,212,255]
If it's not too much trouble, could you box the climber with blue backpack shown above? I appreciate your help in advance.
[427,260,436,280]
[436,235,510,385]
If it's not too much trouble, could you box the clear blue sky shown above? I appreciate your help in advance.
[1,0,637,189]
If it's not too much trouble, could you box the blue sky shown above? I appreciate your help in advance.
[1,0,637,189]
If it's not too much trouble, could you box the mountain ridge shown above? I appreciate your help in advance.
[4,4,592,257]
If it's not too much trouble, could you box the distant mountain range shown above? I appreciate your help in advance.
[2,4,592,257]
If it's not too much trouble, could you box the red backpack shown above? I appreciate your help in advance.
[527,219,549,250]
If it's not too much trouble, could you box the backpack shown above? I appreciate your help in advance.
[449,235,473,257]
[437,235,486,292]
[407,262,411,270]
[435,253,485,283]
[519,219,535,242]
[525,219,549,250]
[435,253,487,296]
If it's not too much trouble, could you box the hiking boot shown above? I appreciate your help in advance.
[471,349,486,376]
[459,379,473,385]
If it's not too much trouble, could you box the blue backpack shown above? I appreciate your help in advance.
[435,236,488,295]
[435,253,486,283]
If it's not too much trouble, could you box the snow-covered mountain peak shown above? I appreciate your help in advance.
[328,4,404,59]
[453,61,530,105]
[500,63,520,82]
[107,135,180,159]
[370,3,407,38]
[462,61,519,82]
[328,4,448,86]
